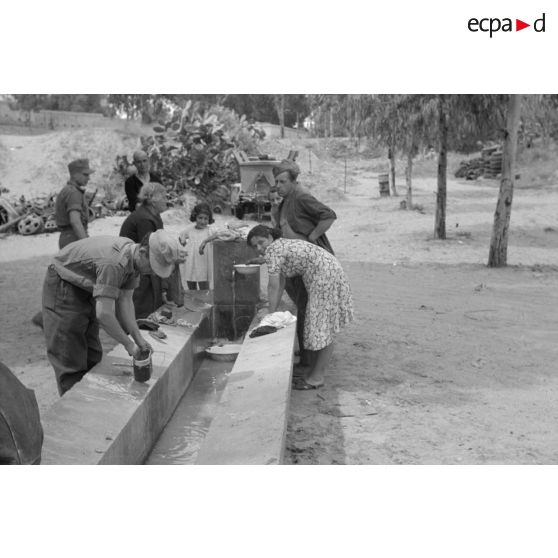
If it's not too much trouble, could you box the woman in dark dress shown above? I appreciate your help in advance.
[119,182,167,318]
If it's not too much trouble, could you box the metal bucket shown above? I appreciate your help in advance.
[133,349,152,382]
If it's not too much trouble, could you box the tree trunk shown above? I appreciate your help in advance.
[329,107,334,138]
[488,95,522,267]
[388,144,397,196]
[274,95,285,139]
[405,151,413,209]
[318,107,326,137]
[434,94,448,239]
[279,95,285,138]
[354,102,362,149]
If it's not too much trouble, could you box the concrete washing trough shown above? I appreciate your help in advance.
[41,293,296,465]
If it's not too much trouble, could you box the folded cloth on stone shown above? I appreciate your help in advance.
[214,227,242,241]
[137,318,159,330]
[249,325,278,338]
[248,311,296,338]
[259,311,296,329]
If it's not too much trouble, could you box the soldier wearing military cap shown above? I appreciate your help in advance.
[42,230,187,395]
[55,158,94,249]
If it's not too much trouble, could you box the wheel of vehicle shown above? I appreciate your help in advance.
[17,214,44,235]
[0,198,19,226]
[0,206,9,226]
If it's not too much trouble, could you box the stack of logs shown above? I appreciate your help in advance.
[455,146,503,180]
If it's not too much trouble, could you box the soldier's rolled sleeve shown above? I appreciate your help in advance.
[93,264,137,299]
[66,189,85,213]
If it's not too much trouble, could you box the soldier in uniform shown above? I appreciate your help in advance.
[41,230,186,395]
[55,158,93,249]
[32,158,94,329]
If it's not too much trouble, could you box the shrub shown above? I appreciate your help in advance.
[114,101,266,207]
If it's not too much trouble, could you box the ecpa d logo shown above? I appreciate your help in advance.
[468,13,546,37]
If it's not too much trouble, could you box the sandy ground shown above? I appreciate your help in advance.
[1,128,557,464]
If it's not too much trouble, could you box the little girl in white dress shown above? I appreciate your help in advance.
[179,203,217,291]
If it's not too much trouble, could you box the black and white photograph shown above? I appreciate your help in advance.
[2,1,557,557]
[1,92,556,467]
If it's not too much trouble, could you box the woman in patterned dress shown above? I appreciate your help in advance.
[247,225,353,390]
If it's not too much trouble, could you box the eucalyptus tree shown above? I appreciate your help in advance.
[519,94,558,146]
[369,94,507,236]
[488,94,523,267]
[307,94,342,137]
[433,94,507,239]
[369,94,400,196]
[435,94,449,238]
[391,95,437,208]
[273,95,285,138]
[366,94,437,202]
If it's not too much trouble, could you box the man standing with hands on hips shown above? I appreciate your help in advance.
[272,159,337,368]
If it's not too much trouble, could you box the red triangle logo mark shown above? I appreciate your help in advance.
[516,19,530,31]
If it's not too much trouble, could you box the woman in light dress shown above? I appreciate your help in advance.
[247,225,354,390]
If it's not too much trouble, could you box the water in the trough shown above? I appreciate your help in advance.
[146,287,255,464]
[145,356,234,465]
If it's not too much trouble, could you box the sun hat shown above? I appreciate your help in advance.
[68,158,95,175]
[148,230,186,278]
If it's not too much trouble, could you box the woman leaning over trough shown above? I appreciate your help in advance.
[247,225,353,390]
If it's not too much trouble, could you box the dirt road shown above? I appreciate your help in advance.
[3,253,557,464]
[286,261,558,464]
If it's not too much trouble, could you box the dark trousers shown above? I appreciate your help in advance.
[59,229,85,250]
[166,265,185,306]
[133,274,163,319]
[42,266,103,395]
[284,276,307,358]
[187,281,209,290]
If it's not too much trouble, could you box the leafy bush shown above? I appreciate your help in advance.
[114,100,266,207]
